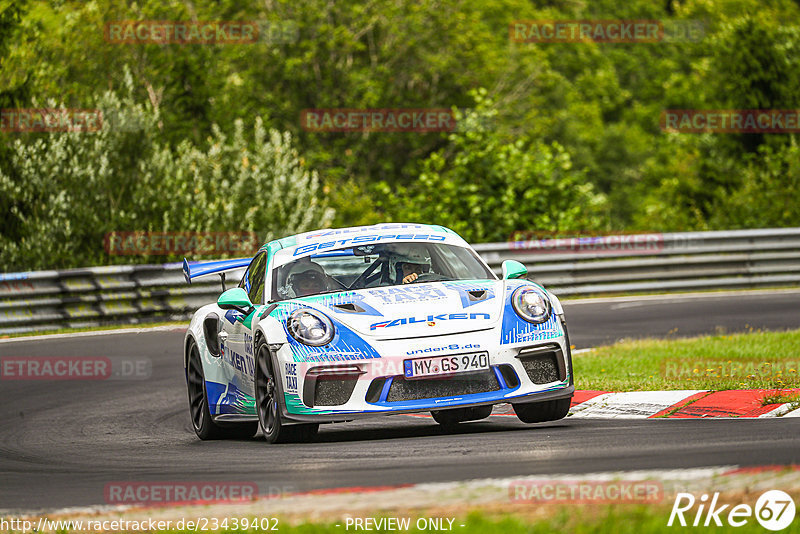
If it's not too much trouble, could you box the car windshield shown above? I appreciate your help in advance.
[273,242,495,300]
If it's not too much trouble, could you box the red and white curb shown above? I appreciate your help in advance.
[405,389,800,420]
[568,389,800,418]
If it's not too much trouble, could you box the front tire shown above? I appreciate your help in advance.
[431,405,493,427]
[255,339,318,444]
[512,397,571,423]
[186,340,257,440]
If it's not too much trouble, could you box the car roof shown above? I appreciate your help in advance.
[261,223,469,263]
[263,223,460,249]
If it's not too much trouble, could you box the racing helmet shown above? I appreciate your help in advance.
[388,245,431,283]
[281,260,328,298]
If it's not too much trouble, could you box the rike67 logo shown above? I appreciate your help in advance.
[668,490,796,531]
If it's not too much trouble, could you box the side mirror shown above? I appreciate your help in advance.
[502,259,528,280]
[217,287,253,315]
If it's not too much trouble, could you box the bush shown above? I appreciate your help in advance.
[0,68,333,271]
[381,97,607,243]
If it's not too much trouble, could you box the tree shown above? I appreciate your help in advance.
[0,69,333,270]
[382,99,607,242]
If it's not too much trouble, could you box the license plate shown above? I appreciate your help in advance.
[403,352,490,379]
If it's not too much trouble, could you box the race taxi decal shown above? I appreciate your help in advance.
[366,284,448,305]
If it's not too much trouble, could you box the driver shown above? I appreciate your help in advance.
[285,260,329,297]
[390,246,432,284]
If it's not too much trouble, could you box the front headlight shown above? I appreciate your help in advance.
[287,308,334,346]
[512,286,551,324]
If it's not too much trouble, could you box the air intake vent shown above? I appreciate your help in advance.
[385,370,500,402]
[498,364,520,389]
[302,366,364,407]
[516,344,566,384]
[365,378,387,403]
[202,314,220,357]
[332,303,366,313]
[313,377,358,406]
[467,290,487,301]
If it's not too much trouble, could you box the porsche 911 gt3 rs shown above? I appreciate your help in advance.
[182,223,574,442]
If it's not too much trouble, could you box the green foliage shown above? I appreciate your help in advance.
[165,119,334,242]
[708,142,800,228]
[0,70,333,270]
[383,98,607,242]
[1,0,800,270]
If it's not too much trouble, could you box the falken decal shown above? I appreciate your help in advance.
[370,312,491,330]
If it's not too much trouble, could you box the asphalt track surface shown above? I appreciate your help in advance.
[1,290,799,511]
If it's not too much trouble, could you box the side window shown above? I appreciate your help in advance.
[241,252,267,305]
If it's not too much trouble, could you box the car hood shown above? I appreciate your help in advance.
[305,279,503,340]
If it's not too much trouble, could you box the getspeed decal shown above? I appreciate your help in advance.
[293,233,446,256]
[303,224,437,240]
[370,312,490,330]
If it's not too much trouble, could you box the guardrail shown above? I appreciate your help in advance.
[2,227,799,334]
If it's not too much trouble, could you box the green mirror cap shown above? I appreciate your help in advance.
[217,287,253,309]
[502,259,528,280]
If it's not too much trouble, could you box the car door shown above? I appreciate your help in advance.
[218,252,266,413]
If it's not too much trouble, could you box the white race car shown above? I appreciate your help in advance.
[183,223,574,443]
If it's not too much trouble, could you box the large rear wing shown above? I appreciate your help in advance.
[182,257,252,288]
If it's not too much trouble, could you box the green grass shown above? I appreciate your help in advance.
[574,328,800,391]
[762,392,800,406]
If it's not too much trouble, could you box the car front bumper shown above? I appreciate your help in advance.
[276,319,574,423]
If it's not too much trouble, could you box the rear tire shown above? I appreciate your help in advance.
[512,397,571,423]
[255,339,319,444]
[431,405,493,427]
[186,341,257,440]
